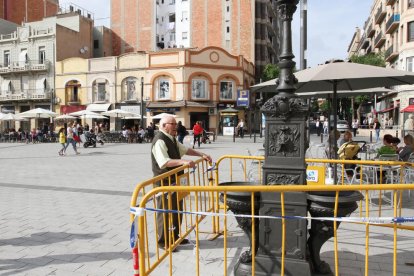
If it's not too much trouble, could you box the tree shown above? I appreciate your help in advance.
[349,53,385,122]
[261,64,280,82]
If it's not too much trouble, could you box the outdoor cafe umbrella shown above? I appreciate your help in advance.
[252,61,414,157]
[55,114,77,120]
[101,109,137,118]
[18,108,57,118]
[152,113,176,119]
[0,113,27,121]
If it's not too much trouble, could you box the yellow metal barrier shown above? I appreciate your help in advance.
[130,155,414,276]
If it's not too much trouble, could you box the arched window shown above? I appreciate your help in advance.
[155,78,171,100]
[123,77,138,101]
[92,79,109,102]
[219,80,235,100]
[191,78,208,100]
[66,80,80,102]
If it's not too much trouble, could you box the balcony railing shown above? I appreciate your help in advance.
[385,45,399,62]
[385,14,400,34]
[386,0,397,5]
[0,60,50,74]
[375,5,386,24]
[361,36,370,50]
[367,23,375,38]
[374,31,385,48]
[0,89,51,102]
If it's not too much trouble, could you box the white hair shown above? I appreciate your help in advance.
[159,115,176,130]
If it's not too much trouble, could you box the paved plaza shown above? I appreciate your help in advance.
[0,134,414,275]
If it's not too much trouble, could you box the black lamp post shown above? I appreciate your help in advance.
[140,77,144,129]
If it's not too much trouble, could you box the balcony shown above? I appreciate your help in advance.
[375,5,386,24]
[374,31,386,48]
[367,24,375,38]
[0,60,50,75]
[361,37,370,50]
[385,45,399,62]
[385,14,400,34]
[386,0,396,5]
[0,89,51,102]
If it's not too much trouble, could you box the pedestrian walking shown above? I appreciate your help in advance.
[237,119,245,138]
[65,125,80,155]
[315,119,321,136]
[151,115,212,250]
[176,121,187,144]
[351,119,359,137]
[58,127,66,156]
[323,119,329,135]
[373,118,381,143]
[192,121,203,148]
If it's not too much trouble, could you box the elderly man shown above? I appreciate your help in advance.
[151,115,212,250]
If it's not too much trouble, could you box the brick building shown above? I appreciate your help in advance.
[111,0,279,80]
[0,0,59,25]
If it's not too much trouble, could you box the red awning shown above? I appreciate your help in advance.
[401,105,414,113]
[60,105,86,114]
[376,106,396,113]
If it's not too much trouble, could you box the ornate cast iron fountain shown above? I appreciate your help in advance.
[219,1,364,275]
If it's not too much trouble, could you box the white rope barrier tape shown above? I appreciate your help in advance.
[130,207,414,225]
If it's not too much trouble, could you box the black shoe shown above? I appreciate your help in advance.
[158,242,178,252]
[179,238,190,245]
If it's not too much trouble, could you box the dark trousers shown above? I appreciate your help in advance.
[156,191,183,244]
[193,134,201,148]
[352,128,357,137]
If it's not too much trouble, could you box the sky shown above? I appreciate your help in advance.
[59,0,373,68]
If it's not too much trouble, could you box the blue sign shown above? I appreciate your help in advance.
[237,90,250,107]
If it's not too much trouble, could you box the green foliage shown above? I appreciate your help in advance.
[310,100,319,113]
[320,100,330,113]
[349,53,385,67]
[261,64,280,81]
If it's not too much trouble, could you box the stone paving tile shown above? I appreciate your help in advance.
[1,137,414,275]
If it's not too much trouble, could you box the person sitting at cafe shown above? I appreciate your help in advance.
[338,130,353,147]
[377,134,399,156]
[398,134,414,161]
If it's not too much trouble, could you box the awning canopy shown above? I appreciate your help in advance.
[401,105,414,113]
[1,80,11,92]
[377,106,396,114]
[86,103,111,112]
[146,100,215,109]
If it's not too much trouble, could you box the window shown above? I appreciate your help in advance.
[158,79,170,99]
[227,26,230,33]
[409,0,414,8]
[169,0,175,4]
[72,86,79,102]
[94,40,99,49]
[170,32,176,41]
[39,46,46,64]
[407,57,414,72]
[182,32,188,40]
[408,21,414,42]
[227,6,230,12]
[3,50,10,67]
[97,83,106,101]
[182,11,188,21]
[192,79,207,99]
[126,78,137,100]
[220,80,234,100]
[169,13,175,22]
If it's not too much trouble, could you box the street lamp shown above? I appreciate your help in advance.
[140,77,144,129]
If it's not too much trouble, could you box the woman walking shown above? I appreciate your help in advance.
[192,121,203,149]
[373,118,381,143]
[58,127,66,156]
[65,125,80,155]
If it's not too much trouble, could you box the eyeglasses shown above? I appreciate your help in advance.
[165,123,177,125]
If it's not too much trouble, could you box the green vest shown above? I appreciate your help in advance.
[151,131,182,186]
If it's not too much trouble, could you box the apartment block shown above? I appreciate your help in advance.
[348,0,414,128]
[0,11,94,130]
[0,0,59,24]
[111,0,279,80]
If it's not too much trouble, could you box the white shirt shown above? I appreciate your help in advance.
[152,130,188,169]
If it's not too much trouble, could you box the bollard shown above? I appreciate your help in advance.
[233,127,236,143]
[396,130,398,138]
[320,134,323,143]
[370,131,372,143]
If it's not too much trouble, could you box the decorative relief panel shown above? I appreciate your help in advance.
[267,173,301,185]
[267,124,301,157]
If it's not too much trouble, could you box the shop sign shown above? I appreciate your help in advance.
[237,90,249,107]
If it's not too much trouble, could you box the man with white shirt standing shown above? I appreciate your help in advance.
[151,115,212,250]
